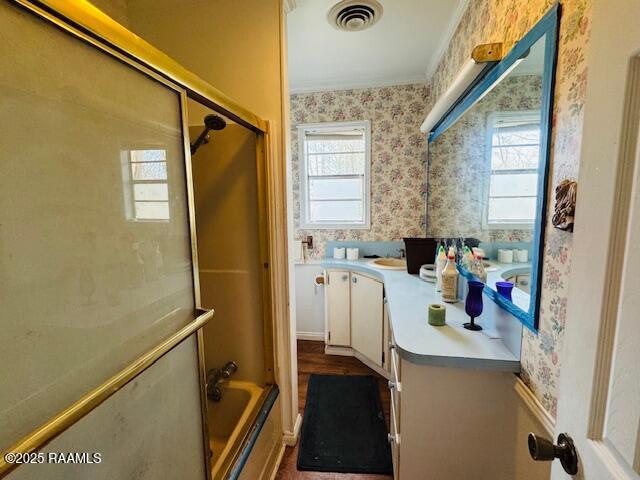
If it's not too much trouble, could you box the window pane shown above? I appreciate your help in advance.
[134,183,169,201]
[131,162,167,180]
[308,153,365,176]
[491,145,540,170]
[490,173,538,197]
[307,138,364,154]
[309,177,362,200]
[488,197,537,223]
[309,200,363,223]
[135,201,170,220]
[130,149,166,162]
[492,126,540,146]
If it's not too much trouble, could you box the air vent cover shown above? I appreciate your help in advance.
[328,0,383,32]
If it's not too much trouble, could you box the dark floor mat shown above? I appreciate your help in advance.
[297,374,392,474]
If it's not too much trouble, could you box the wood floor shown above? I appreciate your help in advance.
[275,340,392,480]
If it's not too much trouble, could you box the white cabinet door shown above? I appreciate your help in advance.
[350,273,383,366]
[325,270,351,346]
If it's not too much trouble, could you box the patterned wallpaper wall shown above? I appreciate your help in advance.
[290,84,430,259]
[427,74,542,243]
[291,0,592,417]
[428,0,592,417]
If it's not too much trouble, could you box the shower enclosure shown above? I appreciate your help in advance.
[0,2,278,479]
[187,100,277,479]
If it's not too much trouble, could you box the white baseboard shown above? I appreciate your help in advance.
[513,375,555,436]
[296,331,324,341]
[282,413,302,446]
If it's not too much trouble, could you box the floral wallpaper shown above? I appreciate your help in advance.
[428,0,592,417]
[428,74,542,243]
[291,0,592,418]
[290,84,430,259]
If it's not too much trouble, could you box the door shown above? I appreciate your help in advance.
[550,1,640,478]
[325,270,351,346]
[350,273,383,366]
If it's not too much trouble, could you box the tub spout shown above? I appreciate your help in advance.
[207,361,238,402]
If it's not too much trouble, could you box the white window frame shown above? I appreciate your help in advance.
[298,120,371,230]
[483,111,540,230]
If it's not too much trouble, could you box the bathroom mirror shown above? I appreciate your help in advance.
[426,5,559,331]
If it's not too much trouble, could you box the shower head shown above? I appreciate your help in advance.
[204,114,227,131]
[190,114,227,155]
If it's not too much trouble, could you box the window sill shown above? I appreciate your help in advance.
[299,223,371,230]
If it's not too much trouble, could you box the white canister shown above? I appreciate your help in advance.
[346,248,359,260]
[333,247,345,259]
[515,249,528,263]
[498,249,514,264]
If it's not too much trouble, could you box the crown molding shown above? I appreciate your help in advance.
[425,0,470,80]
[290,75,427,95]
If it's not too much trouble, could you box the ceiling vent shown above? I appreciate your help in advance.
[328,0,383,32]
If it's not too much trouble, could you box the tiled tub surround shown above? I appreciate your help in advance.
[427,0,593,417]
[427,74,542,243]
[291,84,430,260]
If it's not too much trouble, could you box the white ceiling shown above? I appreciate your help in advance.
[286,0,468,93]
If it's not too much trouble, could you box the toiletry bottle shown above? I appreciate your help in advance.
[441,247,459,303]
[471,253,487,283]
[460,245,473,269]
[435,245,446,292]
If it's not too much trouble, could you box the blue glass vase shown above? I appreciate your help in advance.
[464,280,484,331]
[496,281,514,302]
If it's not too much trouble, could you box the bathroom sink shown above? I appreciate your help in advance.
[367,258,406,270]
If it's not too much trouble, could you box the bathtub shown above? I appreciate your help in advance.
[207,380,265,479]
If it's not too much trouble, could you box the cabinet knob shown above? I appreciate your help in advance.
[528,433,578,475]
[388,341,395,349]
[341,274,348,281]
[387,433,396,444]
[388,380,397,390]
[352,276,358,283]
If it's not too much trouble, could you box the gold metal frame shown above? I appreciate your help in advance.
[1,1,277,479]
[0,310,214,478]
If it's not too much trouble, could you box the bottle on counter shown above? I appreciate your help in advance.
[435,245,447,292]
[441,247,459,303]
[470,253,487,284]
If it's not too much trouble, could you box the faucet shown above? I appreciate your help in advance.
[207,361,238,402]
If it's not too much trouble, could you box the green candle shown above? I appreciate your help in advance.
[428,304,446,326]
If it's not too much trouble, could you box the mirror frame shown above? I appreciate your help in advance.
[427,3,560,331]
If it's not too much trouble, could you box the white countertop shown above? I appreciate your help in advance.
[321,259,521,372]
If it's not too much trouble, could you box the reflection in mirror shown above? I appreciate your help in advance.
[428,34,548,315]
[122,148,170,221]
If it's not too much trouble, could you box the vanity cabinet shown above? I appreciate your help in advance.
[324,269,384,369]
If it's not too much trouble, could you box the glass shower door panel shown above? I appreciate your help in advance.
[5,337,206,480]
[0,2,196,450]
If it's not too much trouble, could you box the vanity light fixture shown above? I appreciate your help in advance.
[420,42,504,135]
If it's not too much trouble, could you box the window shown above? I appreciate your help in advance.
[123,148,170,221]
[298,121,371,229]
[485,112,540,228]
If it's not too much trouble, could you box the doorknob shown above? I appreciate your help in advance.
[528,433,578,475]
